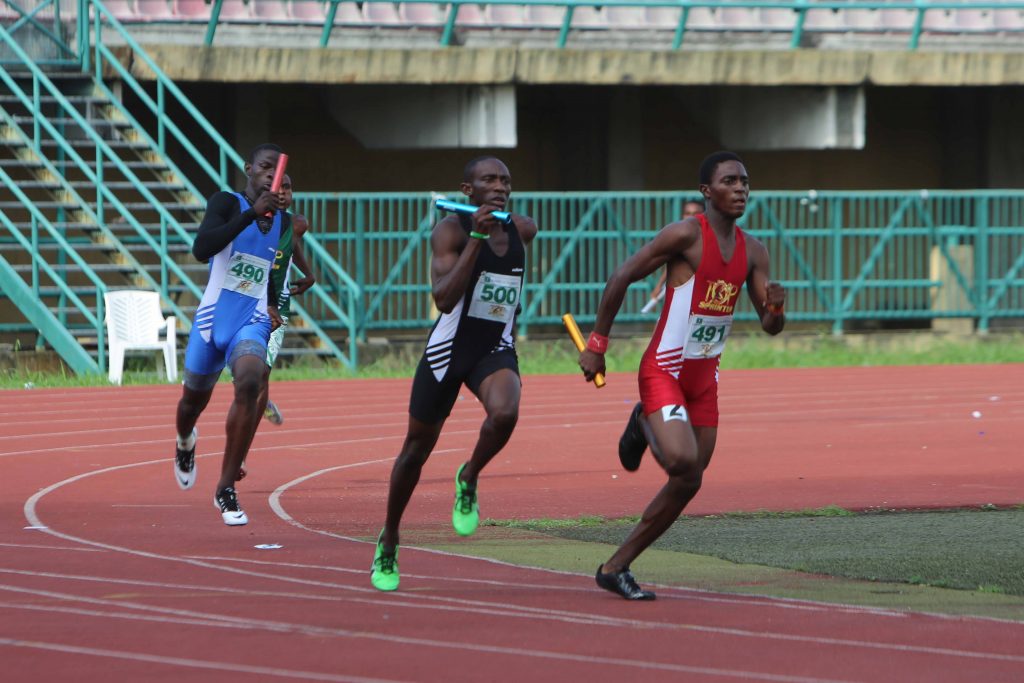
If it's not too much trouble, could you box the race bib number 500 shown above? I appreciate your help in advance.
[468,272,521,324]
[685,314,733,359]
[224,252,271,299]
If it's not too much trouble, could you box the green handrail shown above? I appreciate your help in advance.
[291,190,1024,337]
[89,0,245,190]
[0,36,205,305]
[0,165,107,370]
[0,105,193,322]
[84,0,362,366]
[0,0,77,66]
[189,0,1024,51]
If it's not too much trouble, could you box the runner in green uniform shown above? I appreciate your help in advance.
[262,174,315,424]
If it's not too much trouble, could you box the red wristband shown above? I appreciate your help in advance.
[767,303,784,314]
[586,332,609,354]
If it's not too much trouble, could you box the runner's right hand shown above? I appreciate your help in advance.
[470,204,503,236]
[252,190,280,216]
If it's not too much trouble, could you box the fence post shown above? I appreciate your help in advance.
[831,197,843,335]
[976,197,990,332]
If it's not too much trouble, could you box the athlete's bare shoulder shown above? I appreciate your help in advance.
[512,213,538,245]
[743,231,770,273]
[659,215,702,249]
[431,214,467,252]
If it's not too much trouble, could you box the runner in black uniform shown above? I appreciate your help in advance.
[371,157,538,592]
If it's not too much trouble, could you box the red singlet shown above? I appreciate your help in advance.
[637,214,748,427]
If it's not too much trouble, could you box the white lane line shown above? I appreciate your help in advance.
[269,466,915,619]
[0,572,630,629]
[26,458,1024,668]
[0,636,405,683]
[0,588,861,683]
[0,418,585,458]
[20,425,1024,669]
[0,542,104,553]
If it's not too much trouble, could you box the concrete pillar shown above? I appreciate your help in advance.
[327,85,516,149]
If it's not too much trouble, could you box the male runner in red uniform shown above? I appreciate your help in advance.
[578,151,786,600]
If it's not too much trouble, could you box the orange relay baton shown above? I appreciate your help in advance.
[562,313,606,388]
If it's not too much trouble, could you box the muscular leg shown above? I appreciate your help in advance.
[379,416,445,553]
[602,415,718,574]
[458,368,521,487]
[176,385,214,439]
[217,354,266,491]
[234,364,272,482]
[255,364,271,428]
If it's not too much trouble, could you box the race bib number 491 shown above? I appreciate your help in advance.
[224,252,271,299]
[685,314,733,359]
[468,272,521,324]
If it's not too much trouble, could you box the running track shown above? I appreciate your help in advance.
[2,365,1023,682]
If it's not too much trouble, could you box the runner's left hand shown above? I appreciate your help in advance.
[289,274,315,296]
[268,305,283,331]
[764,280,786,313]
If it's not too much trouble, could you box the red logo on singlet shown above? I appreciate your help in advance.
[698,280,739,313]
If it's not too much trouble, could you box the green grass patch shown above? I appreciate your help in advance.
[503,507,1024,597]
[5,330,1022,389]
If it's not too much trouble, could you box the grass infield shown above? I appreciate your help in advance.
[419,506,1024,620]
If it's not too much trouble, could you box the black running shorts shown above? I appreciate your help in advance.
[408,347,520,424]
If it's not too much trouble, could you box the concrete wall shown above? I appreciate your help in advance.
[140,81,1021,196]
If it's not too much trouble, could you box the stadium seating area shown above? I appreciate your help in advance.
[92,1,1024,35]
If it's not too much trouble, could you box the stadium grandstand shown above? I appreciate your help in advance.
[2,0,1023,376]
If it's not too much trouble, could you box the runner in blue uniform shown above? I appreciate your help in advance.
[172,143,286,526]
[370,157,538,591]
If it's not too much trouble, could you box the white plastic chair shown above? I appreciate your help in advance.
[104,290,177,385]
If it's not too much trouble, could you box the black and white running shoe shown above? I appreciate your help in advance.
[618,403,647,472]
[174,427,197,490]
[213,486,248,526]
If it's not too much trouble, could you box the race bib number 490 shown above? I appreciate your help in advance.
[224,252,271,299]
[685,314,733,359]
[468,272,521,324]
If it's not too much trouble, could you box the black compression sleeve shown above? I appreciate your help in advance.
[192,191,259,262]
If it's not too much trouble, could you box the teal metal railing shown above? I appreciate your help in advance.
[0,0,82,67]
[1,0,362,368]
[0,102,195,323]
[188,0,1024,51]
[0,23,205,307]
[86,0,362,367]
[292,190,1024,336]
[0,162,105,373]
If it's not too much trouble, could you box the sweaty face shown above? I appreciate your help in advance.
[701,160,749,219]
[462,159,511,209]
[246,150,281,195]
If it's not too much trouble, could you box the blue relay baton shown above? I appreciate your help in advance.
[434,198,512,224]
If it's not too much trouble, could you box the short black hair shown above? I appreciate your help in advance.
[684,199,705,209]
[248,143,283,164]
[463,155,500,182]
[699,151,744,185]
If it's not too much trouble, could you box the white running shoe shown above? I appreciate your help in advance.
[213,486,248,526]
[174,428,197,490]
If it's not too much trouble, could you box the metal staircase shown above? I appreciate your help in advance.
[0,0,359,372]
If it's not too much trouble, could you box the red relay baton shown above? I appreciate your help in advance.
[265,153,289,217]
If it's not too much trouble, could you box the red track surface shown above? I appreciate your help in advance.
[2,365,1023,682]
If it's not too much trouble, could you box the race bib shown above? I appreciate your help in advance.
[468,271,521,324]
[224,251,271,299]
[685,314,732,359]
